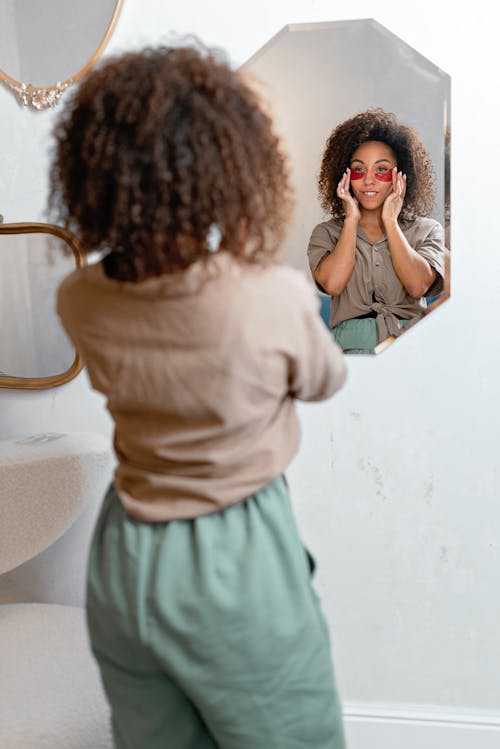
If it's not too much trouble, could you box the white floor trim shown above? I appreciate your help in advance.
[343,702,500,749]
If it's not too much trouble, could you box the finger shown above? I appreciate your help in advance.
[402,173,407,200]
[395,169,402,197]
[338,170,349,196]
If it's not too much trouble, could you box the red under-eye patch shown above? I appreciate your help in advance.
[375,171,394,182]
[349,169,395,182]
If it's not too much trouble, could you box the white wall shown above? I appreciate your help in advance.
[1,0,499,743]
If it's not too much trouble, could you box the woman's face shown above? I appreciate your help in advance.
[349,140,397,212]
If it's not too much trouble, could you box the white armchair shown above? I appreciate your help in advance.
[0,432,114,749]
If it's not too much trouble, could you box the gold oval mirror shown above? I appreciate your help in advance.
[0,0,123,109]
[0,223,86,389]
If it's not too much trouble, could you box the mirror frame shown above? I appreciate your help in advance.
[0,0,124,109]
[0,222,87,389]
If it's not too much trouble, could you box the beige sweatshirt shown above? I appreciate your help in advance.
[57,252,346,521]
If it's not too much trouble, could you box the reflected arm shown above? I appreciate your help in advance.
[311,218,358,296]
[384,219,437,298]
[425,246,450,312]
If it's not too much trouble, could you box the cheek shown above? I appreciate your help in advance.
[378,184,393,200]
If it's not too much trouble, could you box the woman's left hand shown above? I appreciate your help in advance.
[382,168,406,224]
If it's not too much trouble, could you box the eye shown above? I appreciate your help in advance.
[376,166,389,173]
[351,166,365,173]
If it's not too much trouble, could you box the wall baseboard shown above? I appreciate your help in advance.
[343,703,500,749]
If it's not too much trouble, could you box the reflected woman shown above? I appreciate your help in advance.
[307,109,446,353]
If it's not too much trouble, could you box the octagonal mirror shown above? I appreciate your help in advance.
[241,20,450,354]
[0,223,86,389]
[0,0,123,109]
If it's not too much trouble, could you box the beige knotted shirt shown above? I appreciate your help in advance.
[307,217,446,342]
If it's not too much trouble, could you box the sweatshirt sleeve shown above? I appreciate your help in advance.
[282,267,347,402]
[56,271,81,353]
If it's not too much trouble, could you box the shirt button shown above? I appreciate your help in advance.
[373,245,378,251]
[375,262,380,266]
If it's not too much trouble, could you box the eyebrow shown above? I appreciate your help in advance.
[351,158,393,164]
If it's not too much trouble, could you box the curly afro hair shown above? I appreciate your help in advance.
[49,44,293,281]
[318,108,435,222]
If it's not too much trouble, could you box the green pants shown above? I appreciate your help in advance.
[86,478,346,748]
[332,316,410,354]
[332,317,378,354]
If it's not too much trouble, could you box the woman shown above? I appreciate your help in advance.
[308,108,446,353]
[52,45,347,748]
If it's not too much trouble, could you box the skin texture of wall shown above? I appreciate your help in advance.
[0,0,498,727]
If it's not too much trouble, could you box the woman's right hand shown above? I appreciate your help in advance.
[336,168,360,222]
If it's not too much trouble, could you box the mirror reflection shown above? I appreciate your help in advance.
[0,227,83,383]
[0,0,122,108]
[308,110,446,354]
[241,19,451,354]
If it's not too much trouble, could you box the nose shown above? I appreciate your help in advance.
[363,168,377,185]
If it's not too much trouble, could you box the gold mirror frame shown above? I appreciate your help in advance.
[0,0,124,110]
[0,222,87,389]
